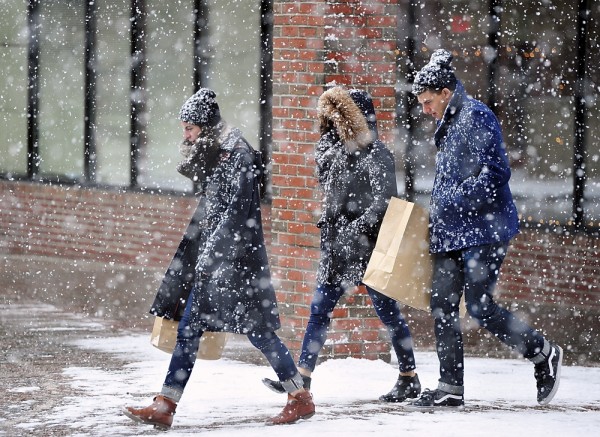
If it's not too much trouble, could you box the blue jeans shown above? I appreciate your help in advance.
[298,283,417,373]
[161,289,298,402]
[431,242,545,393]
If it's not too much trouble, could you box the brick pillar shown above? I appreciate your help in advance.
[271,0,399,362]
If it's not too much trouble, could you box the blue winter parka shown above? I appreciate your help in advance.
[429,81,519,253]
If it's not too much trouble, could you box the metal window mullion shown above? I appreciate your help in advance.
[259,0,273,201]
[191,0,209,194]
[573,0,590,229]
[397,0,418,201]
[129,0,146,188]
[193,0,209,91]
[84,0,98,184]
[27,0,41,179]
[487,0,501,111]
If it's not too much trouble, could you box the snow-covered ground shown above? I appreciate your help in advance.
[8,332,600,436]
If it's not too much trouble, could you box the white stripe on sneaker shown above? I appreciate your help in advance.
[548,347,556,378]
[540,346,563,405]
[433,393,463,405]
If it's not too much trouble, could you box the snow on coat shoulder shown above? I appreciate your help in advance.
[429,81,519,254]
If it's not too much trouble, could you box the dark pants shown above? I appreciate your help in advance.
[162,289,298,401]
[431,242,545,393]
[298,283,416,373]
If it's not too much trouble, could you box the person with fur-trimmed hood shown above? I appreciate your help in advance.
[123,88,314,430]
[263,86,421,403]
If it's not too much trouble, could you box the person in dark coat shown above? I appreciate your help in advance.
[406,49,563,411]
[123,88,314,429]
[263,86,421,403]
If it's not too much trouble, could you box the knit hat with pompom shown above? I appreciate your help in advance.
[179,88,221,127]
[412,49,457,95]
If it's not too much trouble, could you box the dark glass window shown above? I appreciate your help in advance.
[398,0,598,227]
[38,0,85,180]
[202,0,261,152]
[403,0,491,203]
[95,0,131,186]
[0,0,264,194]
[498,0,579,224]
[585,0,600,224]
[0,2,28,176]
[141,0,195,191]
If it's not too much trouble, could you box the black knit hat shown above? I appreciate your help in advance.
[412,49,457,95]
[179,88,221,127]
[348,89,378,133]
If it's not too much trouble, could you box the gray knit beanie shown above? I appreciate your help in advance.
[412,49,457,95]
[179,88,221,127]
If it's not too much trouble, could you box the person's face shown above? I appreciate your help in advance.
[181,121,202,143]
[417,88,453,121]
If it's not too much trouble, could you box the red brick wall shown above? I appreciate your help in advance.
[494,230,600,365]
[1,184,599,363]
[0,180,272,269]
[500,230,600,309]
[270,0,401,360]
[0,180,271,326]
[269,0,600,365]
[0,181,195,267]
[1,0,599,365]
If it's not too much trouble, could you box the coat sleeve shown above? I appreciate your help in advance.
[347,144,397,235]
[196,150,257,278]
[149,202,204,320]
[451,110,512,212]
[315,130,344,186]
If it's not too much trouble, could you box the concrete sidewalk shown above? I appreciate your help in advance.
[3,300,600,437]
[0,300,264,436]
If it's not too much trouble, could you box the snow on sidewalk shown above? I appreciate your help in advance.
[11,333,600,436]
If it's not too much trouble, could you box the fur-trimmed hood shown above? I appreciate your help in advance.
[317,87,378,151]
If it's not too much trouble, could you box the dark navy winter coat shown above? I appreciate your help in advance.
[429,81,519,253]
[150,127,280,334]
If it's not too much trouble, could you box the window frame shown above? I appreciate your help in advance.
[12,0,273,200]
[397,0,596,233]
[3,0,596,228]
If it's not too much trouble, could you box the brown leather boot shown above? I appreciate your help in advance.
[123,395,177,430]
[267,390,315,425]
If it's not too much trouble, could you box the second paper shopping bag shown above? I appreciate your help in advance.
[363,197,432,311]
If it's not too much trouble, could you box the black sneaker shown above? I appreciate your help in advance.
[535,344,563,405]
[379,374,421,402]
[405,389,464,412]
[262,375,312,394]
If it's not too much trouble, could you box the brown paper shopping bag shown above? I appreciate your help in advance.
[150,316,227,360]
[363,197,433,311]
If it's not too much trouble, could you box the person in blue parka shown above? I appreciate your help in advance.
[406,50,563,411]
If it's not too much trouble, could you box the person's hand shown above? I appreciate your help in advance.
[332,224,355,260]
[315,129,343,177]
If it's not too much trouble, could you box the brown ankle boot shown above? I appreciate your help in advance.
[268,391,315,425]
[123,395,177,430]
